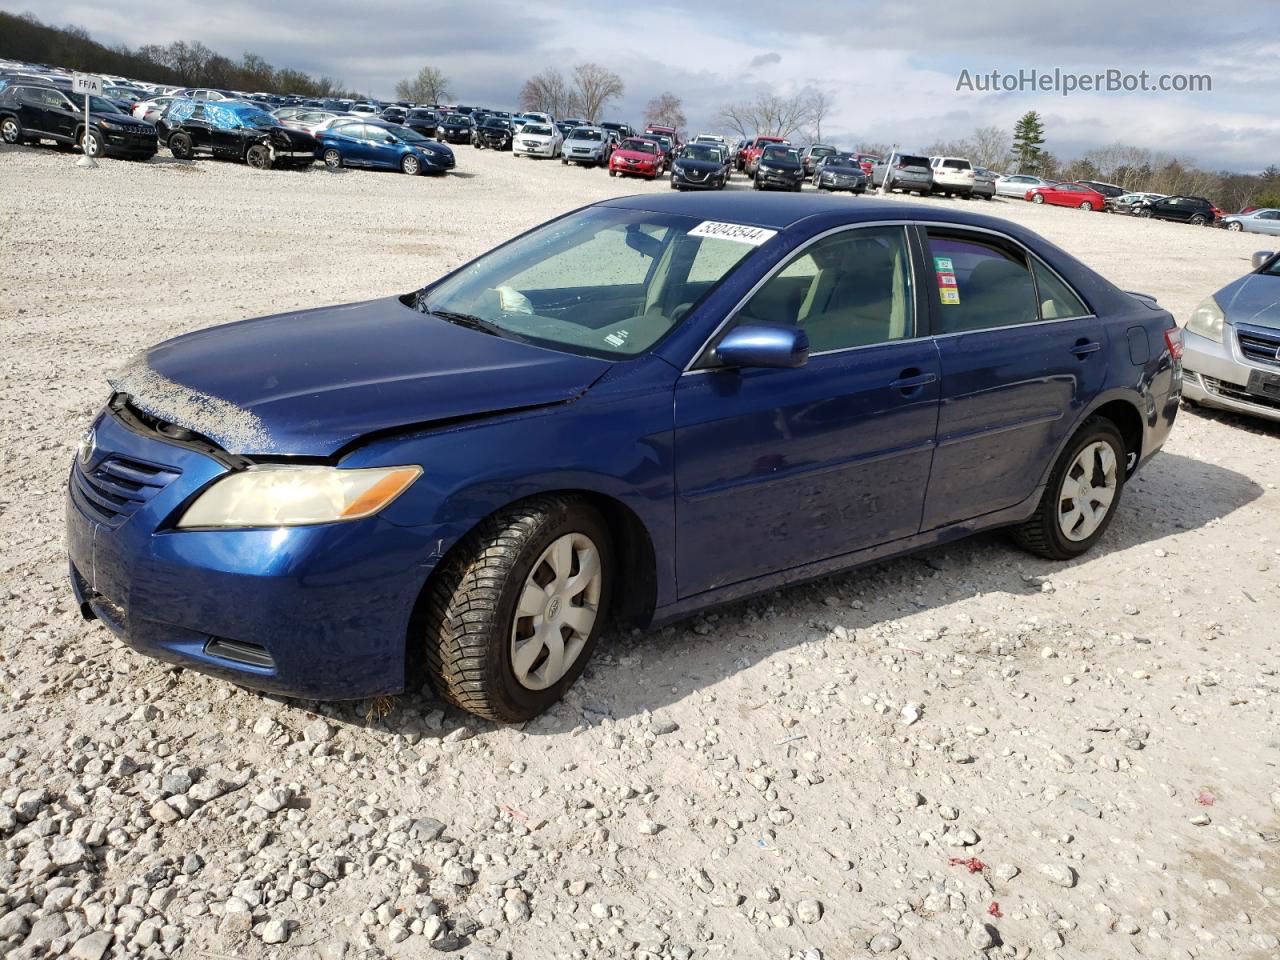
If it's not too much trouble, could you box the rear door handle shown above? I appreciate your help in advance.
[1070,340,1102,357]
[889,371,938,393]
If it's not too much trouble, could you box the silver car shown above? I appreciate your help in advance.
[994,173,1050,198]
[562,126,608,167]
[972,166,996,200]
[871,153,933,194]
[1181,250,1280,423]
[1221,208,1280,236]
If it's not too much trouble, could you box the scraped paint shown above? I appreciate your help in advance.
[108,353,275,453]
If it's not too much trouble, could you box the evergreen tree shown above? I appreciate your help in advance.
[1012,111,1046,173]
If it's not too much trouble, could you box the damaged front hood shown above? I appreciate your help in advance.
[111,296,610,456]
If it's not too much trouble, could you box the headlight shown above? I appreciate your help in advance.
[1186,296,1225,343]
[177,464,421,529]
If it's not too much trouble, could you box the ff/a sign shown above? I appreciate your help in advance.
[72,73,103,96]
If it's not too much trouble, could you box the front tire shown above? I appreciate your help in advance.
[1032,193,1045,204]
[245,144,270,169]
[401,154,421,175]
[168,132,193,159]
[422,496,613,723]
[323,148,342,169]
[1190,213,1206,225]
[1227,221,1242,231]
[1,116,22,144]
[1013,417,1126,560]
[81,127,104,158]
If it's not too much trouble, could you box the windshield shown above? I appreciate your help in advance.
[762,146,798,162]
[87,95,124,114]
[571,128,602,141]
[446,113,467,124]
[680,144,720,162]
[382,123,428,143]
[1261,254,1280,276]
[621,139,656,154]
[654,136,672,150]
[523,125,553,136]
[408,110,436,119]
[235,108,279,128]
[827,152,854,164]
[416,207,761,359]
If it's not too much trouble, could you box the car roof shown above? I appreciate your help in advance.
[603,193,1043,233]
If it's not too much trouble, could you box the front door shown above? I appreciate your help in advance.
[673,225,940,597]
[919,227,1106,529]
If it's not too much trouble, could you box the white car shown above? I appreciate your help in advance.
[132,96,177,124]
[694,133,727,146]
[929,156,976,197]
[513,123,563,158]
[994,173,1051,198]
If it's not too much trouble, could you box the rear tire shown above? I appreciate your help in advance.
[422,496,613,723]
[323,148,342,169]
[1080,201,1093,211]
[1012,417,1126,560]
[1190,213,1206,225]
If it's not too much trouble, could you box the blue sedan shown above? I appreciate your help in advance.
[69,194,1181,721]
[317,119,454,175]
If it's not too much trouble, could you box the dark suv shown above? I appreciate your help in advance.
[0,82,157,160]
[1134,195,1221,226]
[157,98,317,170]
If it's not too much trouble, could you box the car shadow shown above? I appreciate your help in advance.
[1182,400,1280,438]
[285,450,1261,741]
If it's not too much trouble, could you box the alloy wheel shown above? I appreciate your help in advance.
[83,130,102,157]
[403,155,420,175]
[323,149,342,169]
[510,532,602,691]
[1,118,18,143]
[1080,201,1093,211]
[1227,221,1242,231]
[1058,441,1118,542]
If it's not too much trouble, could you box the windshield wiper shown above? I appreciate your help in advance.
[425,307,531,343]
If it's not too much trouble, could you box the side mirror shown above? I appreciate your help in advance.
[715,324,810,369]
[384,135,398,143]
[1254,250,1276,270]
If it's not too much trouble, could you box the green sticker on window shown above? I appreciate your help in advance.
[933,256,954,272]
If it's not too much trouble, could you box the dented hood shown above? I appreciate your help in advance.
[112,296,610,456]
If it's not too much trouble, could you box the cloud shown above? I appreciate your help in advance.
[15,0,1279,170]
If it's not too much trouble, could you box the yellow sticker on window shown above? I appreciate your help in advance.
[940,288,960,305]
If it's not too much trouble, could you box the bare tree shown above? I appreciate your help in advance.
[969,125,1012,170]
[645,92,687,136]
[717,93,814,140]
[570,62,624,122]
[804,90,834,143]
[519,68,574,118]
[395,65,450,105]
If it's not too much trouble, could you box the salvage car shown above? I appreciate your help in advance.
[404,108,440,138]
[1109,192,1167,214]
[669,142,729,190]
[0,81,157,160]
[513,122,563,159]
[562,126,608,166]
[813,152,868,193]
[473,116,513,151]
[317,120,455,175]
[1181,250,1280,422]
[608,137,661,179]
[1026,182,1107,211]
[1133,195,1223,226]
[69,194,1182,722]
[158,99,316,169]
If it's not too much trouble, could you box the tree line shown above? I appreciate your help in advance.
[0,11,361,98]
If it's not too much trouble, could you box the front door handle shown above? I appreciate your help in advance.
[1070,340,1102,357]
[889,370,938,393]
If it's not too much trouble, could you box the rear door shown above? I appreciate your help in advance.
[919,226,1106,530]
[44,89,80,141]
[673,225,940,596]
[16,86,51,135]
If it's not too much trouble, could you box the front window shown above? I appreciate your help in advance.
[762,146,799,163]
[414,207,762,359]
[679,144,720,162]
[723,227,915,354]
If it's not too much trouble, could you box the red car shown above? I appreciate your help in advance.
[856,153,882,179]
[742,136,789,177]
[1025,181,1108,211]
[608,137,662,180]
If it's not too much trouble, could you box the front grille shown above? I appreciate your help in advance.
[1201,374,1280,412]
[1237,324,1280,367]
[72,454,180,528]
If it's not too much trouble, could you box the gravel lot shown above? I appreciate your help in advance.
[1,143,1278,960]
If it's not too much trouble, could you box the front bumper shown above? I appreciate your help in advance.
[672,170,725,189]
[757,170,802,189]
[66,407,439,700]
[515,141,556,156]
[817,174,866,192]
[613,162,657,177]
[1183,326,1280,422]
[101,129,158,158]
[566,149,603,164]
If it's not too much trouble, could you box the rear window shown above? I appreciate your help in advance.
[941,159,972,170]
[899,155,929,167]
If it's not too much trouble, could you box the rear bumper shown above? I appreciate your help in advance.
[66,409,439,700]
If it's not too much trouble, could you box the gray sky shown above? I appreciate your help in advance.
[19,0,1280,171]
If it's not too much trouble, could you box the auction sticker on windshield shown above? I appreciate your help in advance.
[688,221,778,246]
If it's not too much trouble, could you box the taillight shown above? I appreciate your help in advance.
[1164,326,1184,360]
